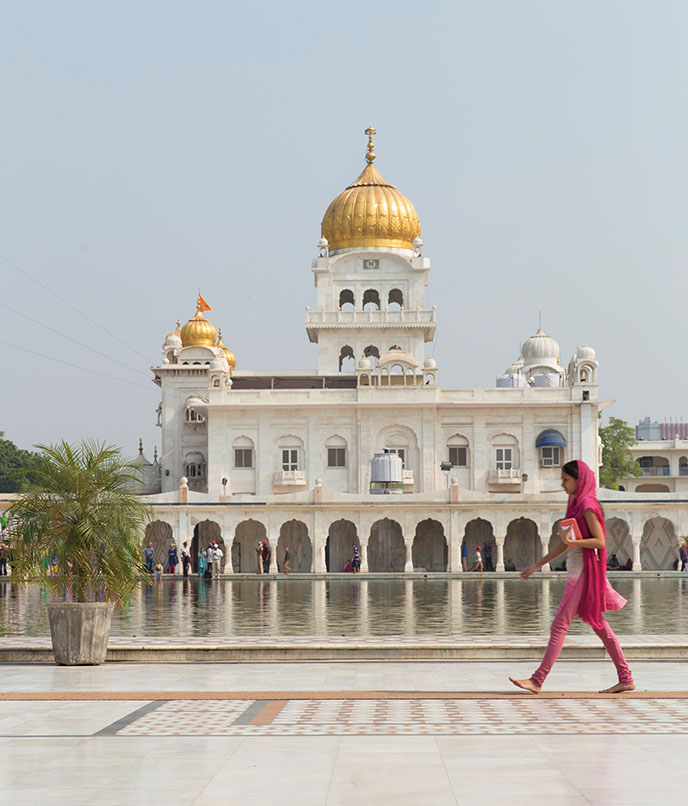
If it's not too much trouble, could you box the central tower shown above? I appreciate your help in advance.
[306,126,435,376]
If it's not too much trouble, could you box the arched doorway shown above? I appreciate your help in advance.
[505,518,539,571]
[636,484,670,493]
[232,520,267,573]
[412,519,447,572]
[640,517,677,570]
[192,520,226,573]
[276,520,312,572]
[143,521,173,568]
[368,519,405,572]
[463,518,494,569]
[326,520,359,572]
[606,518,633,568]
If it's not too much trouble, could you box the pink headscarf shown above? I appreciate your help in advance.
[565,460,625,628]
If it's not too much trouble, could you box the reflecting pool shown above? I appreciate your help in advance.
[1,577,687,638]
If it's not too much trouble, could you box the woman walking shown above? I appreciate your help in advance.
[509,460,634,694]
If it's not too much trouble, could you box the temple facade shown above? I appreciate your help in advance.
[139,127,686,574]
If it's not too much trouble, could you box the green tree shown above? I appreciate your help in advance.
[599,417,641,489]
[8,441,151,603]
[0,432,45,492]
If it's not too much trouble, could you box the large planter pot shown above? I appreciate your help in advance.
[46,602,114,666]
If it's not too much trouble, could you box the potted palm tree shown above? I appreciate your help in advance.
[8,440,151,665]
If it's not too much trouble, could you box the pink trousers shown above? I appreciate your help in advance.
[531,573,634,688]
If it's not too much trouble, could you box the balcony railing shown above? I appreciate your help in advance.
[306,308,436,326]
[488,468,521,485]
[273,470,306,486]
[640,467,670,477]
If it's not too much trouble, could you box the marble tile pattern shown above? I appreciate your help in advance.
[118,696,688,737]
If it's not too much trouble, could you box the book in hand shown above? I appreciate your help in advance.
[560,518,582,541]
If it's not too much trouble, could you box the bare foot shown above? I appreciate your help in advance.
[599,681,636,694]
[509,677,541,694]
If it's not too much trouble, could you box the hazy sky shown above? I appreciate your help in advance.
[1,1,686,456]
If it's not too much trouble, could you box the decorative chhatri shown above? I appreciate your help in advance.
[321,125,420,252]
[216,327,236,371]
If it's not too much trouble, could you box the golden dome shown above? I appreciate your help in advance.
[321,125,420,252]
[181,304,217,347]
[216,328,236,371]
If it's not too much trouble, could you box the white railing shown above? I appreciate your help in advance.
[273,470,306,485]
[488,468,521,483]
[640,467,670,477]
[306,308,436,326]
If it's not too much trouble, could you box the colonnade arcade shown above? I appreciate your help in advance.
[144,508,683,572]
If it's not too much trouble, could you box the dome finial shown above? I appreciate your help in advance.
[176,317,181,330]
[138,438,143,455]
[365,122,376,164]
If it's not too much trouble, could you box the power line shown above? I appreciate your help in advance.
[0,339,155,391]
[0,299,151,379]
[0,252,156,365]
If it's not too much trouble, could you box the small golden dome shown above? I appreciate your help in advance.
[216,328,236,371]
[181,305,217,347]
[321,125,420,252]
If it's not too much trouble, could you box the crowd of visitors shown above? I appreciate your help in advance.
[132,535,688,578]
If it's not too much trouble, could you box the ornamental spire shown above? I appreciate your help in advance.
[365,122,376,164]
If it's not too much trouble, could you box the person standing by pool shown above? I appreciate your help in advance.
[198,547,207,579]
[509,460,634,694]
[262,541,271,574]
[484,543,494,572]
[168,542,178,575]
[680,541,688,572]
[461,542,468,572]
[181,541,191,578]
[211,542,224,577]
[352,544,361,573]
[143,541,155,575]
[283,546,292,574]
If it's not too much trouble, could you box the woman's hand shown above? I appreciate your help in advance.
[521,565,538,580]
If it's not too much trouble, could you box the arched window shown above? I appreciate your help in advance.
[325,435,347,468]
[492,433,519,470]
[536,429,566,467]
[388,288,404,309]
[447,434,469,468]
[185,408,204,423]
[277,435,304,472]
[233,436,255,469]
[680,456,688,477]
[362,289,380,310]
[339,289,354,310]
[339,345,355,372]
[184,451,206,479]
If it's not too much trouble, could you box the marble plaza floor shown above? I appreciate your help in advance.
[0,661,687,805]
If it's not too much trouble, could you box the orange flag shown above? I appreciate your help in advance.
[197,293,212,312]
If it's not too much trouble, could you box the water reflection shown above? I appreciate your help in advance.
[0,577,686,638]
